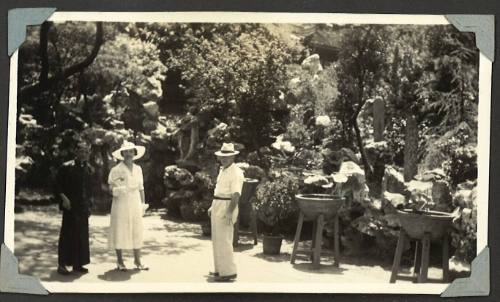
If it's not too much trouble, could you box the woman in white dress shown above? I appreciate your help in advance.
[108,141,148,271]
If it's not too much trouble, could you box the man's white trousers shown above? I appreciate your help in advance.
[211,199,238,276]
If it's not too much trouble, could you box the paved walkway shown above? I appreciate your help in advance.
[14,205,469,284]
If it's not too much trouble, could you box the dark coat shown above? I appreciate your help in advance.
[54,160,93,267]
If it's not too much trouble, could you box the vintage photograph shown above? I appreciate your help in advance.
[7,13,488,293]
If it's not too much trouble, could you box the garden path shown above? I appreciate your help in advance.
[14,205,469,285]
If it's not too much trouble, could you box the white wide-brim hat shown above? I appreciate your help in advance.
[214,142,239,157]
[112,141,146,161]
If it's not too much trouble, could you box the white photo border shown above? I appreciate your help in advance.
[4,11,492,294]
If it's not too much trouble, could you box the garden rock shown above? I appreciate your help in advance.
[407,180,433,196]
[365,140,392,164]
[164,165,195,189]
[315,115,331,126]
[151,124,177,151]
[382,165,407,196]
[16,155,33,175]
[109,119,126,129]
[457,180,476,191]
[382,191,406,209]
[143,101,160,118]
[340,148,360,164]
[321,148,342,174]
[454,189,472,209]
[271,134,296,154]
[432,179,453,211]
[169,190,195,202]
[420,168,446,181]
[301,54,323,75]
[338,161,365,183]
[453,186,476,209]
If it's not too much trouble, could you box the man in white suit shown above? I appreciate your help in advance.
[208,143,244,282]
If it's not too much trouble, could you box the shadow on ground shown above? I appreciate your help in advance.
[15,206,472,284]
[98,268,140,282]
[15,207,204,281]
[15,217,62,281]
[234,243,256,253]
[292,263,346,275]
[254,252,292,263]
[46,270,87,282]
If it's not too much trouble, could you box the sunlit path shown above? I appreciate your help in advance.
[14,205,470,284]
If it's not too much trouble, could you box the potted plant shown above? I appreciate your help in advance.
[254,173,300,255]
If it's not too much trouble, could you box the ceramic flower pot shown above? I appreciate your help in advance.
[295,194,345,220]
[396,209,454,241]
[263,235,284,255]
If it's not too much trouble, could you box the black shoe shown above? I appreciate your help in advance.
[135,263,149,271]
[117,263,128,271]
[209,271,219,277]
[57,266,71,275]
[214,274,237,282]
[73,266,89,274]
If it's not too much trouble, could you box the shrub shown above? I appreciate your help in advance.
[193,199,212,221]
[291,148,324,170]
[451,184,477,263]
[163,165,194,189]
[445,144,477,187]
[235,162,267,181]
[254,173,300,235]
[421,122,477,187]
[282,105,313,149]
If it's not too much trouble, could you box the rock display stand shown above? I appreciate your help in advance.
[290,194,344,269]
[390,209,454,283]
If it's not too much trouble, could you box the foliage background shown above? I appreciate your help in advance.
[16,22,479,263]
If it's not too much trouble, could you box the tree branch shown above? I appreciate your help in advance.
[19,22,104,100]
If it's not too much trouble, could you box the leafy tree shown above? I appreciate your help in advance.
[386,26,429,180]
[416,26,478,177]
[333,25,391,181]
[423,26,478,134]
[159,24,294,152]
[17,22,167,188]
[17,22,104,186]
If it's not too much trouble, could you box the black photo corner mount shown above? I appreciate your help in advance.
[1,9,493,296]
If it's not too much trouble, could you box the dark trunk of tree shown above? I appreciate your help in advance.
[353,118,372,179]
[19,22,104,101]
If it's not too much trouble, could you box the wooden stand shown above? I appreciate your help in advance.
[232,179,260,247]
[290,212,340,269]
[233,206,258,246]
[390,229,450,283]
